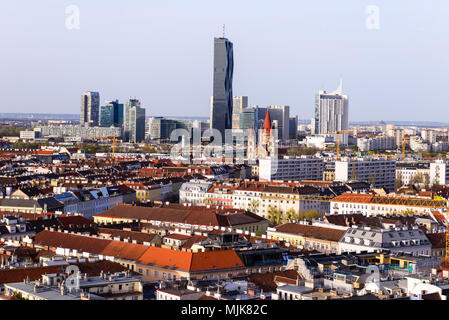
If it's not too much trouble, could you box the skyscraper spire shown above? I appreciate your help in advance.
[333,76,343,95]
[222,24,225,38]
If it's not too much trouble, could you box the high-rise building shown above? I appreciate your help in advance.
[148,117,193,142]
[248,105,289,140]
[232,96,248,130]
[108,100,124,127]
[314,80,349,134]
[210,36,234,139]
[124,99,146,143]
[289,116,298,139]
[239,107,259,131]
[80,91,100,127]
[99,105,113,127]
[266,106,290,140]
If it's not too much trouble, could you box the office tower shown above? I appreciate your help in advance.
[100,100,124,128]
[124,99,146,143]
[289,116,298,139]
[99,105,113,127]
[148,117,193,142]
[265,106,290,140]
[210,36,234,139]
[80,91,100,127]
[239,107,258,131]
[314,79,349,134]
[232,96,248,130]
[106,99,124,127]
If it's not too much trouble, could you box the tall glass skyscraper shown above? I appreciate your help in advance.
[124,99,146,143]
[100,100,124,128]
[210,37,234,139]
[80,91,100,127]
[99,105,113,127]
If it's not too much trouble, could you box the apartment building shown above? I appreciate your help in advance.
[430,160,449,186]
[330,193,446,216]
[357,136,396,152]
[335,158,396,191]
[31,230,247,282]
[259,156,324,182]
[181,181,331,219]
[4,271,143,300]
[396,162,430,186]
[93,203,269,234]
[179,181,214,206]
[266,222,347,254]
[338,225,432,256]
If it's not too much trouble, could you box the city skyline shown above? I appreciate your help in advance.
[1,1,448,122]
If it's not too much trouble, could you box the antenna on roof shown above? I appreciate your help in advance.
[222,24,225,38]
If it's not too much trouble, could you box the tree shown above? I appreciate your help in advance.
[267,206,282,226]
[304,210,319,221]
[11,291,27,300]
[248,200,260,214]
[285,208,299,222]
[350,164,357,181]
[395,171,403,190]
[410,173,425,185]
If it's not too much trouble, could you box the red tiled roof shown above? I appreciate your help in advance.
[137,247,244,272]
[32,231,244,273]
[426,233,445,249]
[274,223,346,242]
[95,204,267,227]
[332,193,374,204]
[0,266,64,284]
[33,230,111,255]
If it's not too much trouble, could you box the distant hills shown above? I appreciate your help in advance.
[1,113,448,128]
[0,113,79,120]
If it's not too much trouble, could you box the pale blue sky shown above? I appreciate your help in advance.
[0,1,448,121]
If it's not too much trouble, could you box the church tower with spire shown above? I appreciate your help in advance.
[247,110,276,159]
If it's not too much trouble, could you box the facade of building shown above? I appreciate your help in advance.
[314,80,348,134]
[31,230,247,282]
[357,136,396,152]
[179,181,214,206]
[430,161,449,186]
[100,100,124,127]
[329,193,446,216]
[338,225,432,256]
[124,99,146,143]
[80,91,100,127]
[267,222,347,254]
[265,106,290,140]
[335,158,396,191]
[37,125,121,139]
[99,105,113,127]
[4,271,143,300]
[396,162,430,186]
[148,117,192,142]
[232,96,248,131]
[210,37,234,139]
[289,116,298,140]
[259,156,324,182]
[93,203,269,233]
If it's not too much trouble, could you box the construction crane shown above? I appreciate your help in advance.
[401,131,410,161]
[328,130,355,159]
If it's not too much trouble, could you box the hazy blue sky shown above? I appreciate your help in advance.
[0,1,448,121]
